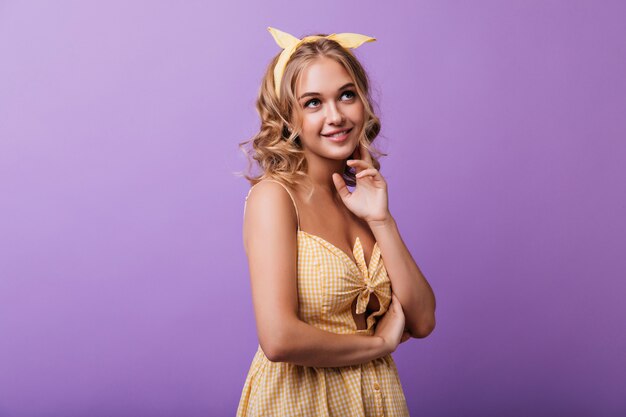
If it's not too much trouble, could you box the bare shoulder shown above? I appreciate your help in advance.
[242,179,301,361]
[243,179,298,252]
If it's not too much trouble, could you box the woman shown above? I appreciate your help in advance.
[236,27,436,416]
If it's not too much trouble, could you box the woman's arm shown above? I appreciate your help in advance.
[243,181,397,367]
[267,316,388,367]
[334,148,436,340]
[269,292,407,367]
[368,215,436,338]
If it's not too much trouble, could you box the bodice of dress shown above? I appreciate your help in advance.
[242,179,392,334]
[296,229,392,335]
[239,181,409,417]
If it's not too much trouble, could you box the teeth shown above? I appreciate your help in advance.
[326,130,348,138]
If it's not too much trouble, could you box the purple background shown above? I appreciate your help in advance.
[1,1,625,416]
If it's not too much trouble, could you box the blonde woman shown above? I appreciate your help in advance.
[236,27,436,416]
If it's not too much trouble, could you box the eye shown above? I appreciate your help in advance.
[304,98,320,108]
[303,91,356,109]
[341,90,356,100]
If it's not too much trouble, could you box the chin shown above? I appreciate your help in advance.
[324,148,355,161]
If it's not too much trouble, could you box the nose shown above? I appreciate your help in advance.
[326,102,345,124]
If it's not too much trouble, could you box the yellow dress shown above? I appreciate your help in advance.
[237,180,410,417]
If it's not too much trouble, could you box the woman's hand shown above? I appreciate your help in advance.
[332,143,390,223]
[374,293,406,355]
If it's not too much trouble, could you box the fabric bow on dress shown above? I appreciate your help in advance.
[351,237,386,315]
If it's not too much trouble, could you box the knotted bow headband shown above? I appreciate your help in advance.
[267,26,376,98]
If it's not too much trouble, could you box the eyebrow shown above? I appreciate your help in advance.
[298,82,355,100]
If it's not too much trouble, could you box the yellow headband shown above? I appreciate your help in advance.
[267,26,376,98]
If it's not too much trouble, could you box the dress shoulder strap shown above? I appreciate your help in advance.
[244,179,300,230]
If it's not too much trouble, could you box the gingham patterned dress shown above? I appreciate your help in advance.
[237,180,410,417]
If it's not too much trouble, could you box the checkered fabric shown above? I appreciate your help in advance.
[237,180,410,417]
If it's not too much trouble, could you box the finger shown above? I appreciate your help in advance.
[360,142,374,164]
[347,159,372,169]
[332,173,351,200]
[347,159,373,176]
[355,168,378,179]
[391,294,402,310]
[389,294,395,307]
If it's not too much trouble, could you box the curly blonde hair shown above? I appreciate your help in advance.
[237,32,386,189]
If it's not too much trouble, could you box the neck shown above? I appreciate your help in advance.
[303,151,348,198]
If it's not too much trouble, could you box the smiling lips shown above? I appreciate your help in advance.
[321,127,352,142]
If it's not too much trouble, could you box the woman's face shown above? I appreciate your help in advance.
[293,57,364,161]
